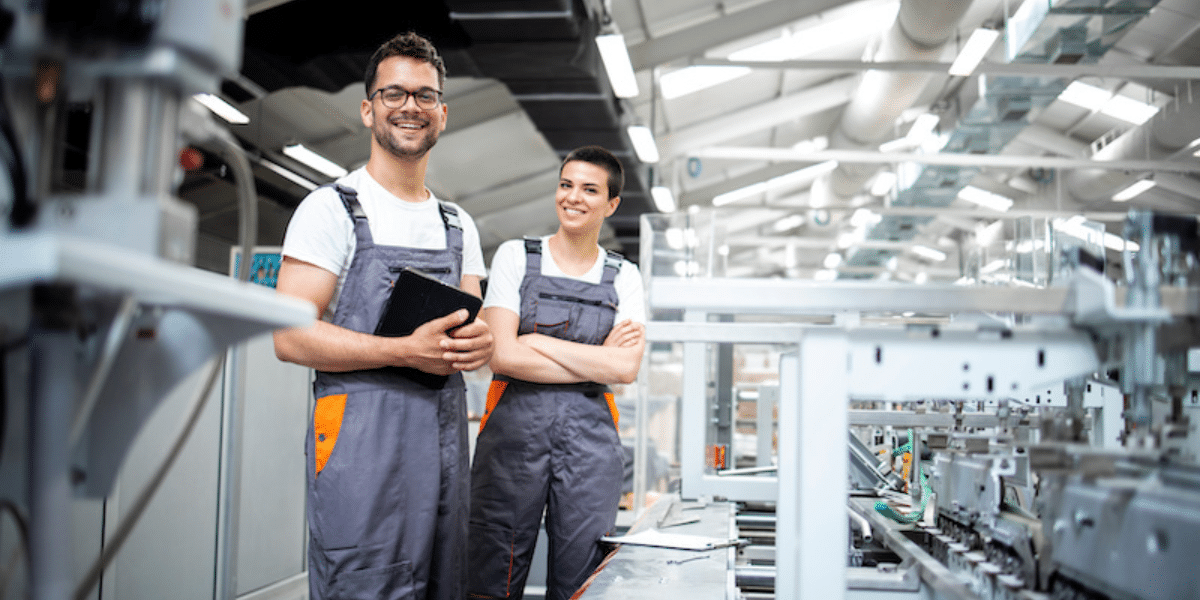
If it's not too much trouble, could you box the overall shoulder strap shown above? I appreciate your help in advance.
[601,249,623,285]
[328,183,365,220]
[523,236,542,277]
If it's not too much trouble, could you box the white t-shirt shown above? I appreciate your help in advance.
[281,167,486,320]
[483,236,645,326]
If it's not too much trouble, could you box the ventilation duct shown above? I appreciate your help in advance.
[823,0,975,200]
[843,0,1162,277]
[446,0,652,257]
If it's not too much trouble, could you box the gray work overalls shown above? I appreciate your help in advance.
[467,237,625,600]
[306,184,470,600]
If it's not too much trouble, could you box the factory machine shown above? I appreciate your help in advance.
[581,210,1200,600]
[0,2,312,599]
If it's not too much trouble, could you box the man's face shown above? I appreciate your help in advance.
[361,55,447,161]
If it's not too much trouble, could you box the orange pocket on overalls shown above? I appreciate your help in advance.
[313,393,347,477]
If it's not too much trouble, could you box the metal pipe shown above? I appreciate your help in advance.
[29,300,77,600]
[847,506,873,543]
[736,513,777,530]
[735,564,776,590]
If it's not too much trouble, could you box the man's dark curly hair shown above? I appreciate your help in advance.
[364,31,446,97]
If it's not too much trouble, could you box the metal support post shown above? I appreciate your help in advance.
[28,286,78,600]
[777,330,848,600]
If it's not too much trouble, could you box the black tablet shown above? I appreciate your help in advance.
[376,267,482,337]
[375,267,483,387]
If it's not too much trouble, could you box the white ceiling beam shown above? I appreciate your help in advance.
[626,0,849,70]
[659,76,856,160]
[687,58,1200,80]
[691,147,1200,173]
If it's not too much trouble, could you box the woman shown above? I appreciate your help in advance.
[467,146,646,600]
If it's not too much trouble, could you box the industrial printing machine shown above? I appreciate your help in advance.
[579,210,1200,600]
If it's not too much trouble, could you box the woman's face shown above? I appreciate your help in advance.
[556,160,619,234]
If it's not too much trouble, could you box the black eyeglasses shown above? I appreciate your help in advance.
[368,85,443,110]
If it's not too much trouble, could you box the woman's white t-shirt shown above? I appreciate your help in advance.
[483,236,645,326]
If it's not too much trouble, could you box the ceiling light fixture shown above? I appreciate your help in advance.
[260,159,318,191]
[282,144,347,179]
[193,93,249,125]
[651,186,676,212]
[911,245,948,262]
[712,160,838,207]
[869,172,897,196]
[773,213,807,232]
[905,113,940,145]
[1058,81,1161,125]
[596,33,639,98]
[948,28,1000,77]
[958,185,1013,212]
[1058,81,1112,111]
[1112,176,1156,201]
[1101,94,1160,125]
[627,125,660,163]
[659,65,751,100]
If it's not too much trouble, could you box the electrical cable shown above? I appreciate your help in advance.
[0,79,33,228]
[0,499,30,600]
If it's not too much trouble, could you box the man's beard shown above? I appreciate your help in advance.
[374,115,439,160]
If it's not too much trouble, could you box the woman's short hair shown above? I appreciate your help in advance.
[561,146,624,199]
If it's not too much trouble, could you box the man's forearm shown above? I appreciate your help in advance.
[274,320,396,372]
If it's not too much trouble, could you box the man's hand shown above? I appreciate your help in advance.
[401,310,477,375]
[602,319,644,349]
[443,313,494,371]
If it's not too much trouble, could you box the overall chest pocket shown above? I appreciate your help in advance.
[533,292,612,345]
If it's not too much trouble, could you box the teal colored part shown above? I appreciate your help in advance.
[874,429,934,524]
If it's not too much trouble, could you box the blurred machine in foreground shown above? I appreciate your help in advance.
[0,1,311,599]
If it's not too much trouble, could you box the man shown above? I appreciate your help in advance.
[273,31,493,600]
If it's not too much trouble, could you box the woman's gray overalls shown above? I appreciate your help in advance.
[467,237,625,600]
[306,184,470,600]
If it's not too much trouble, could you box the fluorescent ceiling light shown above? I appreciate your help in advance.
[651,186,676,212]
[1057,82,1161,125]
[596,34,639,98]
[958,185,1013,212]
[869,172,896,196]
[711,161,837,206]
[980,259,1006,274]
[850,208,881,228]
[948,28,1000,76]
[282,144,347,179]
[1112,177,1156,201]
[878,137,912,153]
[627,125,660,163]
[1101,94,1159,125]
[773,213,806,232]
[261,159,317,191]
[193,93,249,125]
[659,65,751,100]
[1059,81,1112,111]
[791,136,829,152]
[728,2,899,62]
[905,113,940,145]
[911,245,947,262]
